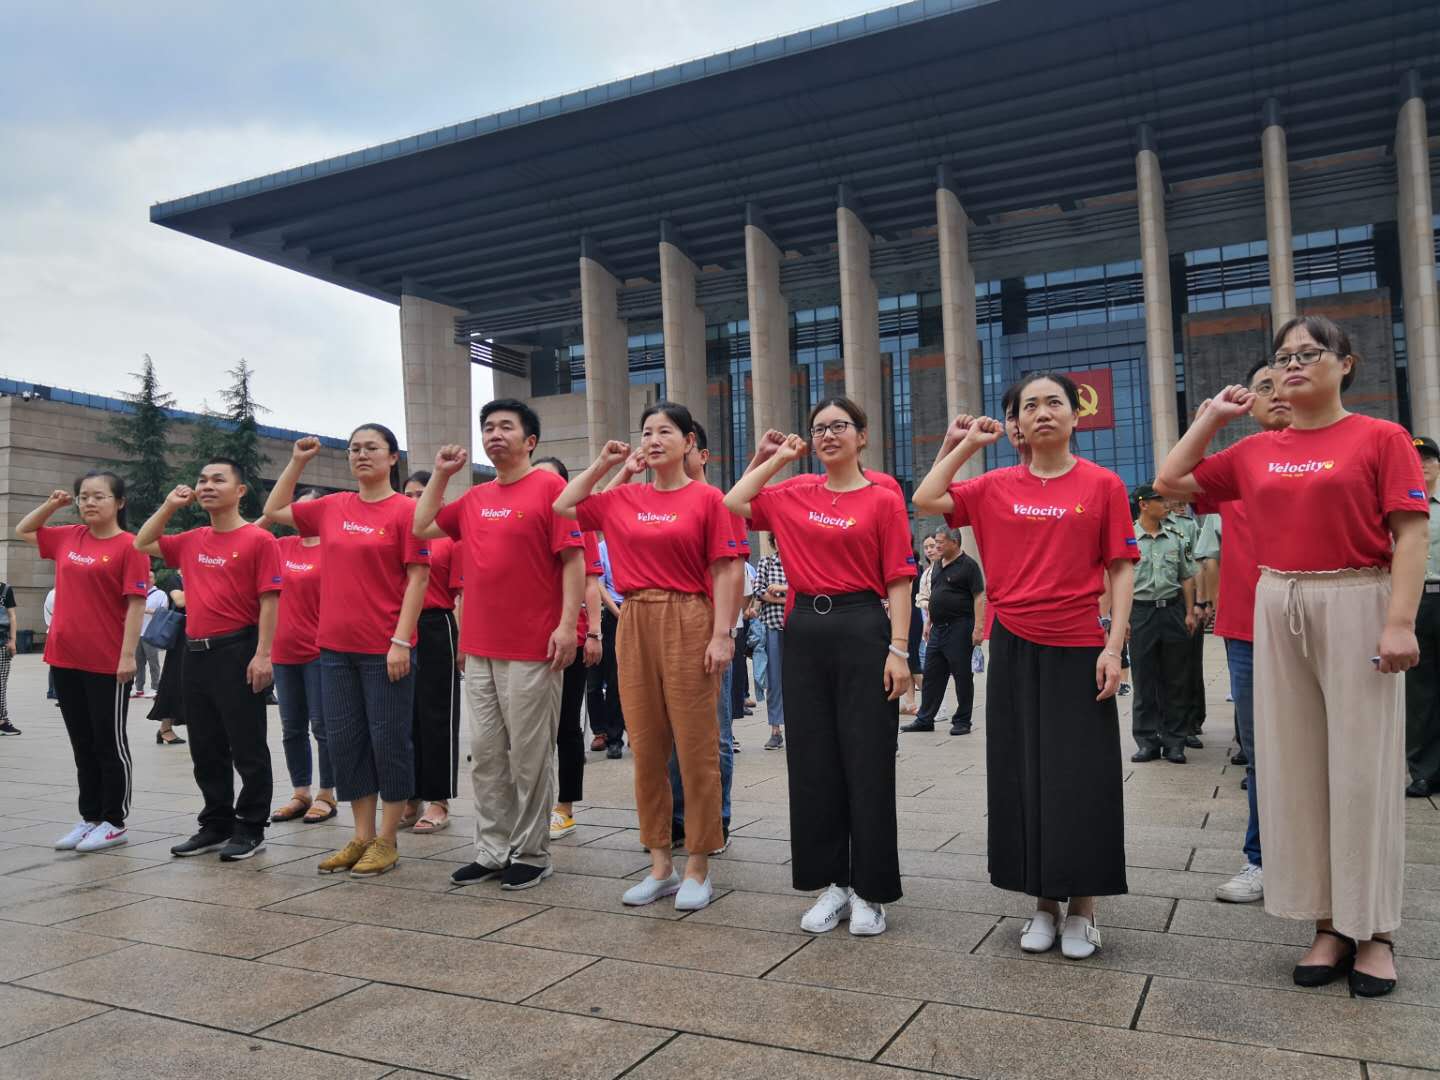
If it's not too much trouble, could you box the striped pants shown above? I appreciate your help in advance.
[321,649,416,803]
[53,667,133,827]
[0,644,11,721]
[413,609,460,801]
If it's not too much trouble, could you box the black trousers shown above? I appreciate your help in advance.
[585,608,625,746]
[1130,602,1196,753]
[730,627,748,719]
[916,618,976,728]
[784,592,902,903]
[182,628,272,836]
[558,653,587,803]
[1187,615,1207,734]
[986,619,1127,898]
[54,667,133,827]
[414,608,461,801]
[1406,591,1440,787]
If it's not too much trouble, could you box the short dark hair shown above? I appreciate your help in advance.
[808,396,867,431]
[74,469,128,530]
[1001,381,1023,420]
[1014,372,1081,414]
[348,423,403,491]
[404,470,432,488]
[481,398,541,442]
[1271,314,1357,392]
[202,457,247,486]
[532,456,570,481]
[297,486,326,501]
[640,400,696,438]
[1244,359,1270,385]
[691,421,708,453]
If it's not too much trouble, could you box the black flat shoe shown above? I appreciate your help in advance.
[1184,736,1203,749]
[156,731,186,746]
[1230,750,1248,765]
[1406,778,1432,798]
[1349,937,1397,997]
[1131,747,1161,763]
[1293,927,1356,987]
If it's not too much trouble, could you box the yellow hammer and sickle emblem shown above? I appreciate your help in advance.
[1077,383,1100,418]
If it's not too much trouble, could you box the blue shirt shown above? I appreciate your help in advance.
[598,539,623,606]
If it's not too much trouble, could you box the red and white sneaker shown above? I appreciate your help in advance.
[76,823,128,852]
[55,822,98,850]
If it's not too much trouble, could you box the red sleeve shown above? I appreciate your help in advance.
[1377,423,1430,516]
[1192,441,1244,504]
[728,512,751,558]
[1101,475,1141,563]
[574,487,617,535]
[943,476,986,529]
[748,487,777,532]
[877,491,918,584]
[448,545,465,590]
[36,525,71,562]
[583,533,603,577]
[704,489,739,564]
[157,531,188,570]
[254,532,283,594]
[122,544,150,598]
[290,495,328,539]
[435,497,463,540]
[402,503,431,566]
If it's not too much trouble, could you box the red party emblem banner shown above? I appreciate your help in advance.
[1067,367,1115,431]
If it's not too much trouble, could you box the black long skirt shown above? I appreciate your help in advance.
[986,619,1127,898]
[147,644,186,727]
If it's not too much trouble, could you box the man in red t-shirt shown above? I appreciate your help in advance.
[413,399,584,891]
[136,459,281,862]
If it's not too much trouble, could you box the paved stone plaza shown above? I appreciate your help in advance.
[0,644,1436,1079]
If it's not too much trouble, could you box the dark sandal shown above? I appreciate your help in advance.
[1349,937,1397,998]
[270,795,312,823]
[302,795,338,823]
[1293,927,1356,987]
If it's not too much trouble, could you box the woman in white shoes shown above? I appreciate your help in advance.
[725,398,916,938]
[17,472,149,854]
[915,375,1138,960]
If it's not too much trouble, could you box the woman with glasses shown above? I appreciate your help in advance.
[725,397,916,936]
[1158,315,1425,997]
[914,374,1137,960]
[265,426,431,879]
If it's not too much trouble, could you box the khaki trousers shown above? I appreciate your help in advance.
[617,590,722,854]
[1254,568,1405,940]
[465,656,562,870]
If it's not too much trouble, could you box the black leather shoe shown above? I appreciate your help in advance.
[948,723,972,736]
[900,719,935,733]
[606,743,623,759]
[1349,937,1397,997]
[1293,927,1355,987]
[1230,750,1248,765]
[1406,778,1432,798]
[1164,749,1187,764]
[170,829,229,857]
[1185,736,1203,749]
[1130,747,1161,762]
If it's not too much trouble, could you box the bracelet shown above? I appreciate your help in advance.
[1103,649,1121,658]
[887,644,909,660]
[586,632,601,641]
[389,636,411,648]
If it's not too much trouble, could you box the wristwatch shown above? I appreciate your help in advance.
[585,632,602,641]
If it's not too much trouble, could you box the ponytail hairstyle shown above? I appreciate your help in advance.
[349,423,403,492]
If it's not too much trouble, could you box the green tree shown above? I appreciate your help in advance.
[172,403,228,531]
[106,355,174,526]
[216,359,270,520]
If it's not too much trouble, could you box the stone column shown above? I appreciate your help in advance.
[836,188,884,470]
[1261,100,1297,327]
[658,223,708,412]
[936,167,983,479]
[1397,72,1440,436]
[1135,126,1179,467]
[400,293,473,491]
[579,248,630,460]
[745,207,792,445]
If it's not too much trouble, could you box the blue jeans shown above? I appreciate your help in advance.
[671,661,733,822]
[765,628,785,730]
[752,632,767,702]
[1226,638,1261,867]
[275,660,332,790]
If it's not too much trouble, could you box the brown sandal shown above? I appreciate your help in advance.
[271,795,312,823]
[302,795,338,823]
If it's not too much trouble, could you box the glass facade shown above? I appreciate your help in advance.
[705,319,752,487]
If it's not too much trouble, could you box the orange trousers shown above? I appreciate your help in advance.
[616,590,722,853]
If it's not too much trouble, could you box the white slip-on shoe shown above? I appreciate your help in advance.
[848,896,887,936]
[622,870,681,907]
[55,822,97,851]
[1020,910,1059,953]
[674,875,713,911]
[1060,914,1102,959]
[76,822,127,852]
[1215,863,1264,903]
[800,885,852,933]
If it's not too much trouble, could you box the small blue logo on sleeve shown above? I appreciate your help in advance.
[271,576,282,584]
[570,530,582,539]
[135,580,147,589]
[418,547,430,557]
[726,539,737,548]
[1125,538,1139,547]
[906,555,917,565]
[1409,489,1425,499]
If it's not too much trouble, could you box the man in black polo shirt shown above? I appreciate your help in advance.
[901,526,985,736]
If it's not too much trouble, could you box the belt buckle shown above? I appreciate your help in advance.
[1154,598,1167,608]
[810,594,833,615]
[1427,583,1440,594]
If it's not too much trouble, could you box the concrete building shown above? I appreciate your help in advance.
[148,0,1440,503]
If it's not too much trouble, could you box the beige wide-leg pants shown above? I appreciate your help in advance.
[1253,568,1406,941]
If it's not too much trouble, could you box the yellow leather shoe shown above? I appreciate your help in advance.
[350,837,398,878]
[317,839,368,875]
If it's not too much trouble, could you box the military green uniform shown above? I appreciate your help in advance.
[1167,509,1208,737]
[1131,518,1200,756]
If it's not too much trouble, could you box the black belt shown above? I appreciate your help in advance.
[186,627,256,652]
[1133,597,1182,609]
[792,590,882,615]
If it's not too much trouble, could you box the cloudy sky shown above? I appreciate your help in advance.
[0,1,867,458]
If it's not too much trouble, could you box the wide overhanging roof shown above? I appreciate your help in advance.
[151,0,1440,314]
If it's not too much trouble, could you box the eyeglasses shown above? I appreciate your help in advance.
[348,445,387,456]
[810,420,856,439]
[1268,348,1332,369]
[75,493,115,504]
[1250,380,1277,398]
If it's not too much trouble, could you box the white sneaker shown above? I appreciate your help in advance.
[622,870,681,907]
[849,896,886,936]
[1020,910,1059,952]
[800,885,852,933]
[1060,914,1101,959]
[55,822,98,850]
[76,822,128,852]
[1215,863,1264,903]
[674,875,713,911]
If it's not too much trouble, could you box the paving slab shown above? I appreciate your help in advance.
[0,983,109,1049]
[263,878,543,938]
[0,918,131,981]
[61,895,347,959]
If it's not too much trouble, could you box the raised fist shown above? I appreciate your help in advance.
[435,444,468,477]
[48,489,74,508]
[292,436,322,463]
[166,485,197,508]
[599,440,631,468]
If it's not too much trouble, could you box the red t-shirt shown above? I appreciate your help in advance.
[436,468,583,662]
[422,535,459,611]
[291,492,430,655]
[749,483,916,608]
[1192,497,1256,643]
[945,459,1138,647]
[158,523,282,639]
[1192,414,1427,572]
[273,535,323,664]
[38,526,149,675]
[575,481,738,597]
[777,468,904,500]
[575,532,604,648]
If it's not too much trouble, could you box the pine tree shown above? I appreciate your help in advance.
[172,404,228,531]
[107,355,175,527]
[216,359,270,520]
